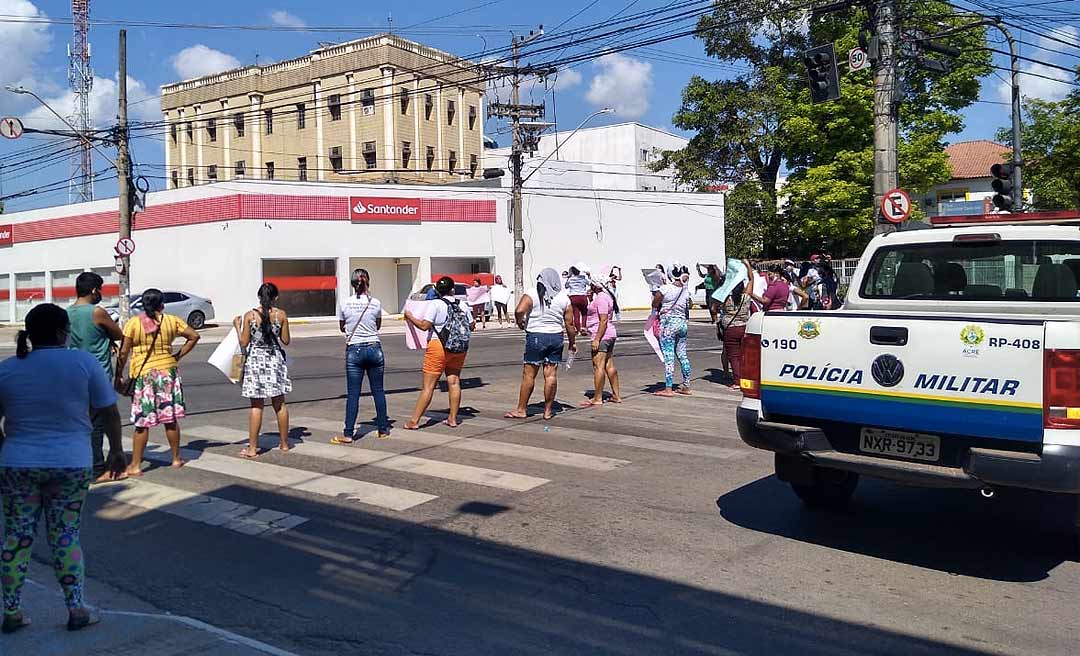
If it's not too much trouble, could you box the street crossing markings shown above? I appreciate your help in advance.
[92,479,309,536]
[183,425,550,492]
[123,438,436,511]
[292,416,630,472]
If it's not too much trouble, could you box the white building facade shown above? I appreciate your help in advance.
[0,179,723,322]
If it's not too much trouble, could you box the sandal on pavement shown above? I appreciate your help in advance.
[66,610,100,632]
[2,613,30,634]
[329,435,354,445]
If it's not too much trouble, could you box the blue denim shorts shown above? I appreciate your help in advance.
[524,332,564,365]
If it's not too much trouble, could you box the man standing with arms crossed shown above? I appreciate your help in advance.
[67,272,127,482]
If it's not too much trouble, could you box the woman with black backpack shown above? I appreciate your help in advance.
[403,276,475,429]
[234,282,292,457]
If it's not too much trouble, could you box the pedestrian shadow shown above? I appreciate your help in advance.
[436,376,486,393]
[715,474,1076,582]
[703,367,734,386]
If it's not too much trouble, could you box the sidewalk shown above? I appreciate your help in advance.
[10,559,295,656]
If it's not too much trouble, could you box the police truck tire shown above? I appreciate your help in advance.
[790,467,859,508]
[187,311,206,330]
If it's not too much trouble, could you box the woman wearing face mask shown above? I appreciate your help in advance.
[332,269,389,443]
[652,264,693,397]
[233,282,292,458]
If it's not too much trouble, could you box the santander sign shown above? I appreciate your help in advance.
[349,197,422,222]
[0,224,11,248]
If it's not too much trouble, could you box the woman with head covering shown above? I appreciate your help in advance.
[581,277,621,407]
[564,263,590,335]
[506,268,577,420]
[652,263,693,397]
[0,304,126,633]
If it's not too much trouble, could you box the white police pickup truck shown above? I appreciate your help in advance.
[737,215,1080,533]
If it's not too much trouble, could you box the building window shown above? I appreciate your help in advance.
[640,148,650,163]
[234,113,245,137]
[470,154,478,177]
[298,157,308,181]
[187,168,195,186]
[362,141,377,170]
[329,94,342,121]
[208,164,217,181]
[424,94,433,120]
[186,122,193,142]
[361,88,375,116]
[266,161,275,180]
[171,170,178,188]
[447,100,456,126]
[448,150,457,173]
[400,88,410,115]
[170,124,177,143]
[426,145,435,171]
[401,141,411,168]
[235,160,245,179]
[265,109,273,135]
[296,103,306,129]
[468,106,477,130]
[207,118,217,142]
[329,146,343,173]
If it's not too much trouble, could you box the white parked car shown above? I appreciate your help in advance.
[106,291,215,329]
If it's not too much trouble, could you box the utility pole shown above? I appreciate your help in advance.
[116,29,133,323]
[872,0,900,235]
[486,28,551,298]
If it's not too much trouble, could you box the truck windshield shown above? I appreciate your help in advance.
[860,240,1080,301]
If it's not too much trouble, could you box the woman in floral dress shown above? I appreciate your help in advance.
[234,283,292,458]
[115,288,200,475]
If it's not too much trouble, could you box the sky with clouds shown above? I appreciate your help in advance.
[0,0,1077,211]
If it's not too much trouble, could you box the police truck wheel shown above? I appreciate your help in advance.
[790,467,859,509]
[187,311,206,330]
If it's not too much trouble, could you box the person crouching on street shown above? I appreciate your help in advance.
[581,277,621,407]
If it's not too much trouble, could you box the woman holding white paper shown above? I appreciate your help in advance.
[490,275,512,327]
[234,283,292,458]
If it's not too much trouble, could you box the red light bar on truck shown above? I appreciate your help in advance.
[931,211,1080,226]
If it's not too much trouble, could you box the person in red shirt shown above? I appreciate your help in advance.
[749,264,791,311]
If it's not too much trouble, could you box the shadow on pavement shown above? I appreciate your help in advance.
[76,481,1006,656]
[716,474,1076,583]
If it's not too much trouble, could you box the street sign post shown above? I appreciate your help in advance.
[881,188,912,224]
[0,117,23,140]
[115,237,136,256]
[848,47,869,72]
[114,256,125,274]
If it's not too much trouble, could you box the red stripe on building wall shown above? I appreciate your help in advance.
[14,288,46,301]
[435,273,495,286]
[421,199,497,223]
[264,276,338,292]
[0,289,8,301]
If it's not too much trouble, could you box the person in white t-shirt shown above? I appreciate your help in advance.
[331,268,388,443]
[652,264,693,397]
[505,267,576,421]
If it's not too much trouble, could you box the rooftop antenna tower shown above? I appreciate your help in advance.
[68,0,93,203]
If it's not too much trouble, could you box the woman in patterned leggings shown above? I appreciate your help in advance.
[0,304,126,633]
[652,264,693,397]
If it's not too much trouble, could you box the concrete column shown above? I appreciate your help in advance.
[44,271,52,303]
[435,85,444,180]
[221,98,231,180]
[413,77,422,175]
[346,73,357,171]
[249,94,263,179]
[6,276,14,325]
[194,104,203,184]
[163,111,171,185]
[381,66,396,176]
[457,88,466,179]
[314,80,325,181]
[178,108,187,186]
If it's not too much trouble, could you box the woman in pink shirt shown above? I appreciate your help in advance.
[749,264,791,312]
[581,278,622,407]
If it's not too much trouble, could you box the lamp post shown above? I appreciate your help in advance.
[521,108,614,185]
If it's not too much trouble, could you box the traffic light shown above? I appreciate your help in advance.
[804,43,841,104]
[991,162,1015,211]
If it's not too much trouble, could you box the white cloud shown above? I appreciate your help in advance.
[23,74,159,130]
[998,26,1079,103]
[171,45,242,80]
[0,0,55,115]
[269,10,306,29]
[554,68,583,91]
[585,54,653,119]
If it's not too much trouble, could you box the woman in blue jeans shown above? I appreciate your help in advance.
[332,269,389,443]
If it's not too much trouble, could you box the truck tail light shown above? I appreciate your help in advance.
[741,333,762,399]
[1045,349,1080,428]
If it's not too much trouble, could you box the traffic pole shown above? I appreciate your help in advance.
[116,29,133,323]
[872,0,900,235]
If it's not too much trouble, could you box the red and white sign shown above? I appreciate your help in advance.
[881,188,912,224]
[350,196,422,222]
[0,117,23,140]
[115,237,136,256]
[0,224,12,247]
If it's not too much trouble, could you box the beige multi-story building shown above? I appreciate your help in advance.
[160,34,485,187]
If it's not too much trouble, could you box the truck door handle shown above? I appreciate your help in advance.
[870,326,908,346]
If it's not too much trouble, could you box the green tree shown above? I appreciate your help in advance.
[723,182,772,258]
[657,1,990,256]
[998,87,1080,210]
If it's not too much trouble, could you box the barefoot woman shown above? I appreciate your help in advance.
[116,289,200,475]
[235,283,292,457]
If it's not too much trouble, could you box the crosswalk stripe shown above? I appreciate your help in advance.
[92,479,309,536]
[182,425,549,492]
[123,438,436,511]
[292,416,629,472]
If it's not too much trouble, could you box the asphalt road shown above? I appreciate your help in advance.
[17,320,1080,655]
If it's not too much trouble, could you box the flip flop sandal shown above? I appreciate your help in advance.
[67,610,100,632]
[329,436,354,445]
[2,614,30,634]
[238,448,260,459]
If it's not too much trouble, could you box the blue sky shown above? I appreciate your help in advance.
[0,0,1077,211]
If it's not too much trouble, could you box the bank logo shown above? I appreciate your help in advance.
[871,354,905,388]
[353,200,367,214]
[797,319,821,340]
[960,324,985,358]
[349,196,422,222]
[0,224,11,248]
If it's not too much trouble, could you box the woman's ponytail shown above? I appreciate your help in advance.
[15,330,29,359]
[256,283,279,345]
